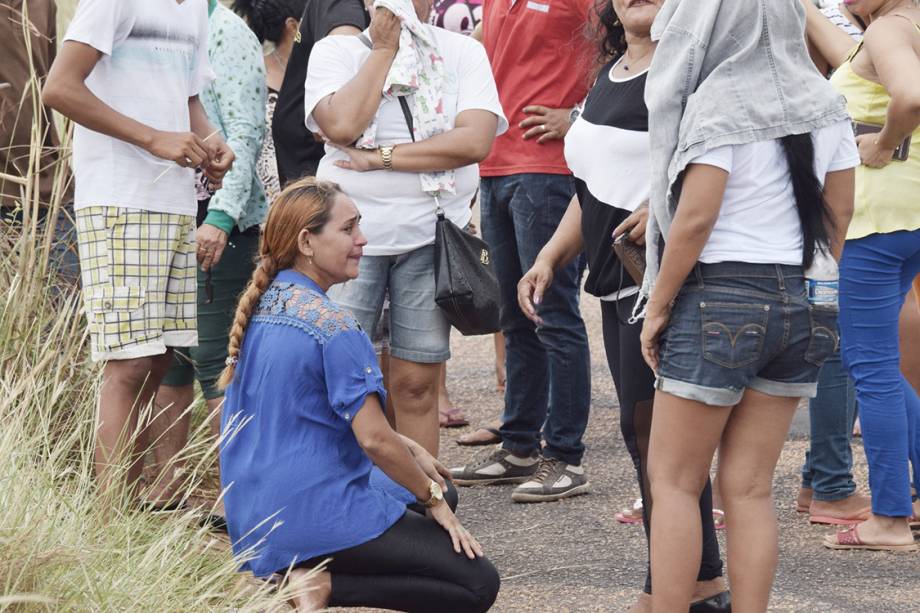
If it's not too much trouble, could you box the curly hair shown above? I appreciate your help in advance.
[231,0,307,43]
[591,0,627,65]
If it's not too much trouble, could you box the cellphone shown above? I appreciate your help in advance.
[853,121,911,162]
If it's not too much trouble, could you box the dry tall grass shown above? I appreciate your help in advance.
[0,3,294,609]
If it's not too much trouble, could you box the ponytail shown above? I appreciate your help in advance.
[780,133,832,270]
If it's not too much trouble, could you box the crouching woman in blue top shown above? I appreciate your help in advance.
[217,177,500,612]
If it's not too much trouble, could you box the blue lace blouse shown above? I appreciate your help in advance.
[220,268,412,578]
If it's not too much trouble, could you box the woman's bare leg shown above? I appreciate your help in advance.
[647,391,732,613]
[718,388,799,612]
[389,357,441,456]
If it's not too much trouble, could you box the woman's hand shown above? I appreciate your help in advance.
[520,105,572,143]
[613,201,649,245]
[640,300,672,373]
[330,144,383,172]
[856,134,896,168]
[402,436,451,490]
[370,7,401,53]
[428,502,484,559]
[517,260,554,325]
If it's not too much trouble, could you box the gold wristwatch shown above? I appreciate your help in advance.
[379,144,395,170]
[420,479,444,508]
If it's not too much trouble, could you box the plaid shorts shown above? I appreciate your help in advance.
[76,206,198,362]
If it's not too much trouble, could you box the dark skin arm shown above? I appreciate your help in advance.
[43,41,233,181]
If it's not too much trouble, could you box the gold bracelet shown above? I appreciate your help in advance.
[380,145,395,170]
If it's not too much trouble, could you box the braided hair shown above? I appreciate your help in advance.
[231,0,307,43]
[218,178,342,390]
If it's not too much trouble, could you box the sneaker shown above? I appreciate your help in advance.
[450,448,540,486]
[511,457,590,503]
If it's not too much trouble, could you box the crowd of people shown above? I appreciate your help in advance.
[1,0,918,610]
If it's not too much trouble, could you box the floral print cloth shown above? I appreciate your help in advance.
[199,5,269,231]
[357,0,454,195]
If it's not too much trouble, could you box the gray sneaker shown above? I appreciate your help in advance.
[511,457,590,503]
[450,448,540,486]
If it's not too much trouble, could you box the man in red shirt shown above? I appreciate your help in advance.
[451,0,594,502]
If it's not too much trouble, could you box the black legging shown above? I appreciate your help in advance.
[300,483,500,612]
[601,297,723,593]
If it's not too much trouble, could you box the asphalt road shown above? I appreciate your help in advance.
[417,292,920,613]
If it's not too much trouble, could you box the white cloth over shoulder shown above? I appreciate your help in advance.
[359,0,453,195]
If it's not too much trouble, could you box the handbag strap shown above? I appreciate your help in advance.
[358,33,439,214]
[358,33,416,142]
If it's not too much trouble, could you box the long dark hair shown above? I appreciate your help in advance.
[780,133,832,269]
[231,0,307,44]
[591,0,627,66]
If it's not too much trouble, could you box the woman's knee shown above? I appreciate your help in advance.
[466,558,500,613]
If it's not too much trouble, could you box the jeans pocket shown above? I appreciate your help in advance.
[699,301,769,369]
[804,305,839,367]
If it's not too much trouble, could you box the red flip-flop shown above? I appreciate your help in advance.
[823,525,919,552]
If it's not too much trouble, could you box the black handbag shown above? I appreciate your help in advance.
[432,203,501,335]
[393,90,501,336]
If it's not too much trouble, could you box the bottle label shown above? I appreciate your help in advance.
[807,279,839,306]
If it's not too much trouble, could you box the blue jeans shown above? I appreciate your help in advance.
[840,229,920,517]
[480,174,591,466]
[801,350,858,501]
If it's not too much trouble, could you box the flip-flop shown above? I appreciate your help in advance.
[456,426,501,446]
[823,525,919,552]
[615,498,644,525]
[439,407,469,428]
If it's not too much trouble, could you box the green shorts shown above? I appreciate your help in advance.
[161,229,259,399]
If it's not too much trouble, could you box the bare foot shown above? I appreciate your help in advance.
[809,493,871,524]
[848,514,915,547]
[796,486,813,513]
[286,569,331,611]
[691,576,728,603]
[627,591,651,613]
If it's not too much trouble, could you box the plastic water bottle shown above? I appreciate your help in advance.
[805,247,839,307]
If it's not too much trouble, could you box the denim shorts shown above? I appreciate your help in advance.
[656,262,839,406]
[328,243,450,363]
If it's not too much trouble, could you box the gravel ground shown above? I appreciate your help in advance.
[401,292,920,613]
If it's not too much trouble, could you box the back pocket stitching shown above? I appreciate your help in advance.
[699,301,769,369]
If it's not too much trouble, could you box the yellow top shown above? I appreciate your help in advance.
[830,29,920,240]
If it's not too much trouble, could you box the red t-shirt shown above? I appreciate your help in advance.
[480,0,594,177]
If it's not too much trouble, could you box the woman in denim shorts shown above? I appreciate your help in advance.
[636,1,860,610]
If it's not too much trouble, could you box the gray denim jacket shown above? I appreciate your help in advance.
[637,0,851,315]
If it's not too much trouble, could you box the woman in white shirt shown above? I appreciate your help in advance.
[304,0,506,456]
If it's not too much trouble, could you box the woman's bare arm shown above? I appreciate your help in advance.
[645,164,729,312]
[864,16,920,151]
[332,109,500,172]
[311,9,400,144]
[800,0,858,71]
[351,394,432,500]
[821,168,855,261]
